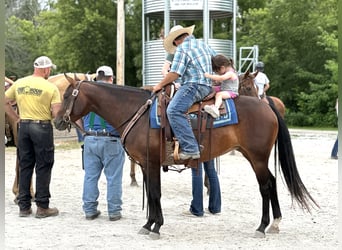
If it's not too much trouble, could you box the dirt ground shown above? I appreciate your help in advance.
[4,128,338,249]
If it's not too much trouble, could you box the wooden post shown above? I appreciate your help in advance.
[116,0,125,86]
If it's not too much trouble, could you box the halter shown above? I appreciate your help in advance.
[62,80,83,132]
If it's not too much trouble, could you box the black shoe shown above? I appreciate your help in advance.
[331,156,338,160]
[85,210,101,220]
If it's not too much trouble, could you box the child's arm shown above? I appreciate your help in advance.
[204,71,235,81]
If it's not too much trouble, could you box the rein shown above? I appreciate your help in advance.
[121,95,155,146]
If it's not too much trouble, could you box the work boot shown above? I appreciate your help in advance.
[19,208,32,217]
[179,152,200,160]
[85,210,101,220]
[35,206,59,218]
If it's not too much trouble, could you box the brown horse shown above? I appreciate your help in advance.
[49,73,139,186]
[54,75,318,239]
[238,71,286,118]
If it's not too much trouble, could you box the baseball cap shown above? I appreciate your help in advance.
[33,56,56,69]
[96,66,113,77]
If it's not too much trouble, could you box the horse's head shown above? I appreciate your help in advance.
[54,74,88,131]
[49,72,96,99]
[238,71,258,97]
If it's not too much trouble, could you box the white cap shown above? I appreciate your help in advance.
[96,66,113,77]
[33,56,56,69]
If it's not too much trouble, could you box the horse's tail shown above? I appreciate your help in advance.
[270,105,319,212]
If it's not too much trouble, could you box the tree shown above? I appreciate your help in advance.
[237,0,337,126]
[37,0,118,74]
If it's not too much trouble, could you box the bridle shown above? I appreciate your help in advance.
[60,77,156,144]
[62,80,83,132]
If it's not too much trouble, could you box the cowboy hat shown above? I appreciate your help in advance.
[163,25,195,54]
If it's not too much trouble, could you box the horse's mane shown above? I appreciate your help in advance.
[83,80,152,95]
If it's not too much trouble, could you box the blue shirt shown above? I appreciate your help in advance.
[82,81,119,137]
[170,35,216,86]
[83,113,120,137]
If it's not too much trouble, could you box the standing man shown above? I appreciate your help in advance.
[79,66,125,221]
[4,56,61,218]
[254,61,270,100]
[153,25,216,160]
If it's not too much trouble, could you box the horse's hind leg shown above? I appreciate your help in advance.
[130,160,138,186]
[255,177,272,238]
[267,174,282,234]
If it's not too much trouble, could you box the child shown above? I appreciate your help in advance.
[204,55,239,118]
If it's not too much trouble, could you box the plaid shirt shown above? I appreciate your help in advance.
[170,35,216,86]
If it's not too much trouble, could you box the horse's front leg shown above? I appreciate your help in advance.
[138,166,163,240]
[255,177,272,238]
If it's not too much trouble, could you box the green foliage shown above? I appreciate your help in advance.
[5,16,39,77]
[237,0,338,127]
[37,0,118,74]
[5,0,338,128]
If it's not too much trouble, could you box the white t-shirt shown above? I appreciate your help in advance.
[254,72,269,96]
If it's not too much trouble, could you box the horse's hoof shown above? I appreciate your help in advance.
[267,217,281,234]
[266,225,280,234]
[254,231,266,238]
[138,227,150,235]
[130,181,138,187]
[149,232,160,240]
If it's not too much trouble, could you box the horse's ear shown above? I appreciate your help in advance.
[74,73,81,81]
[64,73,77,88]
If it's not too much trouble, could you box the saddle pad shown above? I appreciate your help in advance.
[150,98,238,129]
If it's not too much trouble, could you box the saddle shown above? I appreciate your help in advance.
[156,83,229,167]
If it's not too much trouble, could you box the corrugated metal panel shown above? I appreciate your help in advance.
[208,39,233,59]
[144,40,166,85]
[209,1,232,12]
[145,0,233,18]
[143,39,233,86]
[144,0,164,14]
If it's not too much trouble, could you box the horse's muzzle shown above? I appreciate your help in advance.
[54,118,69,131]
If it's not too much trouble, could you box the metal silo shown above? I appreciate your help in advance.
[142,0,236,86]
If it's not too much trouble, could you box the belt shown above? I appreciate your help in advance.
[20,119,51,124]
[85,131,120,138]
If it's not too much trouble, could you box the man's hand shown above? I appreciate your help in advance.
[152,84,163,93]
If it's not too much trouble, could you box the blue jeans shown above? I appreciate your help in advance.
[17,122,54,210]
[82,136,125,216]
[190,159,221,216]
[167,83,211,154]
[75,128,84,142]
[331,137,338,157]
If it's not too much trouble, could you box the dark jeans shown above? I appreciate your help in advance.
[18,122,54,210]
[190,159,221,216]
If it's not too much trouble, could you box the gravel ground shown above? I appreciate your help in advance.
[4,128,338,249]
